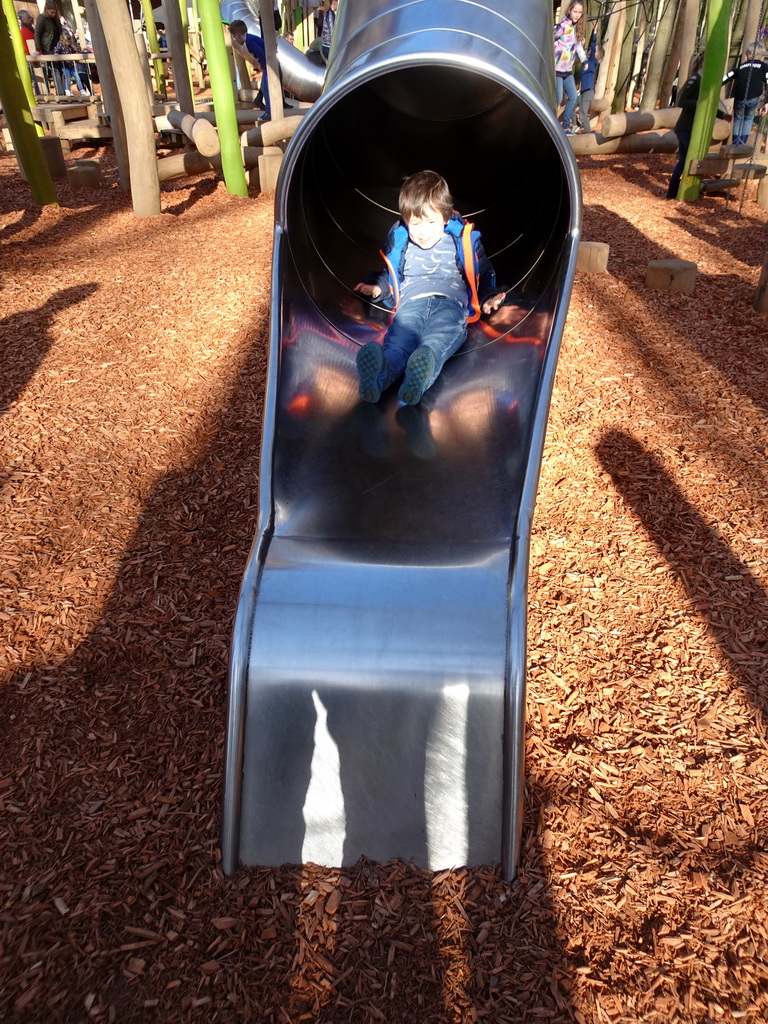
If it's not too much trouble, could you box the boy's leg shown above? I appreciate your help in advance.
[398,297,466,405]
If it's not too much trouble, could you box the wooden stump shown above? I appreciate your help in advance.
[755,253,768,313]
[67,163,103,188]
[645,259,697,294]
[577,241,610,273]
[19,136,67,181]
[757,174,768,211]
[257,152,283,192]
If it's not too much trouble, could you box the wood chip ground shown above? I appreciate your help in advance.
[1,145,768,1023]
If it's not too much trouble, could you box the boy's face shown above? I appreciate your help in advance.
[405,206,446,250]
[230,27,246,45]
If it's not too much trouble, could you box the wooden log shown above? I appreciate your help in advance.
[577,241,610,273]
[166,108,220,157]
[569,122,730,156]
[602,108,682,137]
[732,163,767,180]
[754,253,768,313]
[258,152,283,191]
[242,115,307,148]
[156,145,279,182]
[757,174,768,210]
[645,259,697,294]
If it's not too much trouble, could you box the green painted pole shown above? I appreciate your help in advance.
[678,0,733,201]
[1,0,43,135]
[0,5,57,205]
[178,0,197,106]
[139,0,167,99]
[197,0,248,197]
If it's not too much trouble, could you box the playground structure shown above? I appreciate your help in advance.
[220,0,582,880]
[0,0,325,210]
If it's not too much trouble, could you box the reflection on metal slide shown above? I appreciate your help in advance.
[220,0,325,102]
[221,0,582,880]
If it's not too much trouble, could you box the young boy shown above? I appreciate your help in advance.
[354,170,505,405]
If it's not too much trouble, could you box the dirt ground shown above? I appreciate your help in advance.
[1,143,768,1024]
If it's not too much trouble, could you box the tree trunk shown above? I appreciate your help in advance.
[94,0,161,216]
[611,8,635,113]
[641,0,680,111]
[678,0,701,88]
[165,0,196,114]
[595,2,622,100]
[82,0,130,191]
[740,0,763,58]
[659,0,685,106]
[259,0,284,123]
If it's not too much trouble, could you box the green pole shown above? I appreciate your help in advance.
[139,0,167,99]
[0,4,57,205]
[678,0,733,201]
[1,0,43,135]
[178,0,197,107]
[197,0,248,197]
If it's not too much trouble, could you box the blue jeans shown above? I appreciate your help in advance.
[733,95,760,143]
[61,65,88,94]
[666,129,691,198]
[383,295,467,389]
[556,73,578,129]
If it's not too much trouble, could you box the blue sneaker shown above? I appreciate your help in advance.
[398,346,436,405]
[356,342,390,403]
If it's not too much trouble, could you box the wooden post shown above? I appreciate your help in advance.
[259,0,284,123]
[93,0,161,216]
[165,0,196,115]
[134,29,155,107]
[83,0,130,191]
[754,253,768,313]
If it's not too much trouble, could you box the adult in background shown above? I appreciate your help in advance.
[18,9,40,96]
[665,54,712,200]
[554,2,587,135]
[722,44,768,146]
[34,1,64,95]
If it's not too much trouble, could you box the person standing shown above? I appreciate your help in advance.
[722,44,768,145]
[18,9,36,55]
[665,54,703,200]
[554,2,587,135]
[578,32,602,133]
[320,0,337,63]
[34,2,64,95]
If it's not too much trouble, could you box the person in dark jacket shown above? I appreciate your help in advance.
[578,32,602,133]
[665,54,704,199]
[353,171,506,406]
[723,44,768,145]
[34,2,64,95]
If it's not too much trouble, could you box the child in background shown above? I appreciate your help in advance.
[354,170,506,406]
[53,31,89,95]
[578,32,601,133]
[320,0,337,62]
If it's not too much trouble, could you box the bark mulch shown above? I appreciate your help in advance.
[1,145,768,1024]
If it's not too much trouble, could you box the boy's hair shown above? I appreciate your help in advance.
[399,170,453,223]
[229,19,247,36]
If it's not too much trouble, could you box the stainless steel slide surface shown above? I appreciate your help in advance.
[221,0,582,879]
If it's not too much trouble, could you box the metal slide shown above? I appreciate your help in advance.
[221,0,582,880]
[220,0,325,102]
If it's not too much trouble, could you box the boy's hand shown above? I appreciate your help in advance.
[354,283,381,299]
[482,292,506,314]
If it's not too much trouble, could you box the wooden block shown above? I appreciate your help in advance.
[67,163,102,188]
[39,135,67,179]
[577,240,609,273]
[755,253,768,313]
[257,152,283,192]
[645,259,697,294]
[700,177,741,193]
[758,174,768,211]
[690,155,730,176]
[732,163,767,180]
[2,127,15,153]
[719,143,753,158]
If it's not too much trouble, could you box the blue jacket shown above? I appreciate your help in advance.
[580,34,599,93]
[370,212,497,323]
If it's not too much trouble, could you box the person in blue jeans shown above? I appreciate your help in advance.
[229,19,271,123]
[723,44,768,145]
[554,2,587,134]
[354,170,506,406]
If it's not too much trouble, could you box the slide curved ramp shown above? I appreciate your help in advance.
[221,0,581,880]
[220,0,325,102]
